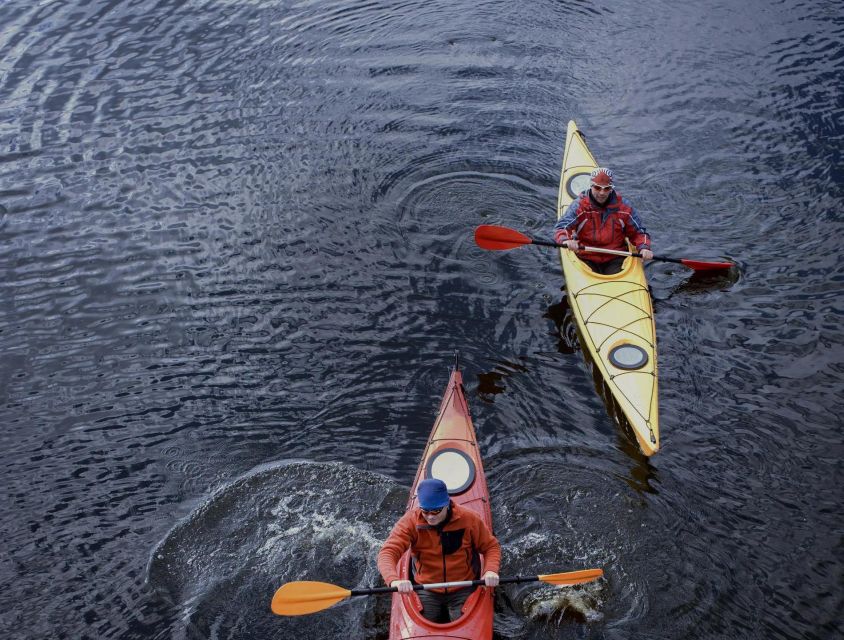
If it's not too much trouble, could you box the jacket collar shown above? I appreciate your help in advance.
[416,501,459,530]
[587,189,617,208]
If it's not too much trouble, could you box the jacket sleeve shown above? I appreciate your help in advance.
[553,200,580,244]
[626,205,651,251]
[377,512,415,586]
[473,518,502,574]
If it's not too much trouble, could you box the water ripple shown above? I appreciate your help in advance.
[0,0,841,638]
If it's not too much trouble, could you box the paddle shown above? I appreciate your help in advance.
[474,224,734,272]
[271,568,604,616]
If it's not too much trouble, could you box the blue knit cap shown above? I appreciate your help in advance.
[417,478,450,510]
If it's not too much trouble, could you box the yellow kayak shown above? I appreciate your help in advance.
[556,120,659,455]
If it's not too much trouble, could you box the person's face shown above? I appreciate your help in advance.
[420,504,449,526]
[591,182,612,203]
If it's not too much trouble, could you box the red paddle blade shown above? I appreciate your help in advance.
[679,258,734,272]
[474,225,533,250]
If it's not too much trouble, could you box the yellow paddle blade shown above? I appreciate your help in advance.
[538,568,604,586]
[271,581,352,616]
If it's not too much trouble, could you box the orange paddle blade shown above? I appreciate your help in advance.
[271,581,352,616]
[538,568,604,586]
[474,224,533,250]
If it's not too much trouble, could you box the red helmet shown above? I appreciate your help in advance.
[590,167,614,188]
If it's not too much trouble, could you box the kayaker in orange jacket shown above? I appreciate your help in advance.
[554,167,654,274]
[377,478,501,623]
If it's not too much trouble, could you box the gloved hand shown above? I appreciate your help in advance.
[390,579,413,593]
[563,239,581,251]
[640,249,653,261]
[482,571,499,587]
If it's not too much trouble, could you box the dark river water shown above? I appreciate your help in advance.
[1,0,842,638]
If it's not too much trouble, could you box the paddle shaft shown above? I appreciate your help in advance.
[350,575,550,596]
[531,238,686,265]
[474,225,734,271]
[350,580,482,596]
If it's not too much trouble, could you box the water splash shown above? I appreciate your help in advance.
[520,583,604,624]
[147,460,404,639]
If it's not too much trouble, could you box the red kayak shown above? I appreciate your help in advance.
[387,360,494,639]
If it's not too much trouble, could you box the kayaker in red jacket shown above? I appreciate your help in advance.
[377,478,501,623]
[554,167,654,274]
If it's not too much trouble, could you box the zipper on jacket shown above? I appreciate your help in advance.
[441,534,448,593]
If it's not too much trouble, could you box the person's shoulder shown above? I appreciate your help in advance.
[451,504,484,524]
[396,508,422,527]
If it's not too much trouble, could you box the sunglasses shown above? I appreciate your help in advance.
[591,184,613,192]
[420,506,445,515]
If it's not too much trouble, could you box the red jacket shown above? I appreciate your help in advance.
[377,502,501,591]
[554,190,651,264]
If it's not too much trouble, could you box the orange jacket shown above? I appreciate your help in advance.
[377,502,501,590]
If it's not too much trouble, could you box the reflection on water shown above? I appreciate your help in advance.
[543,293,580,355]
[671,268,742,297]
[477,358,530,401]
